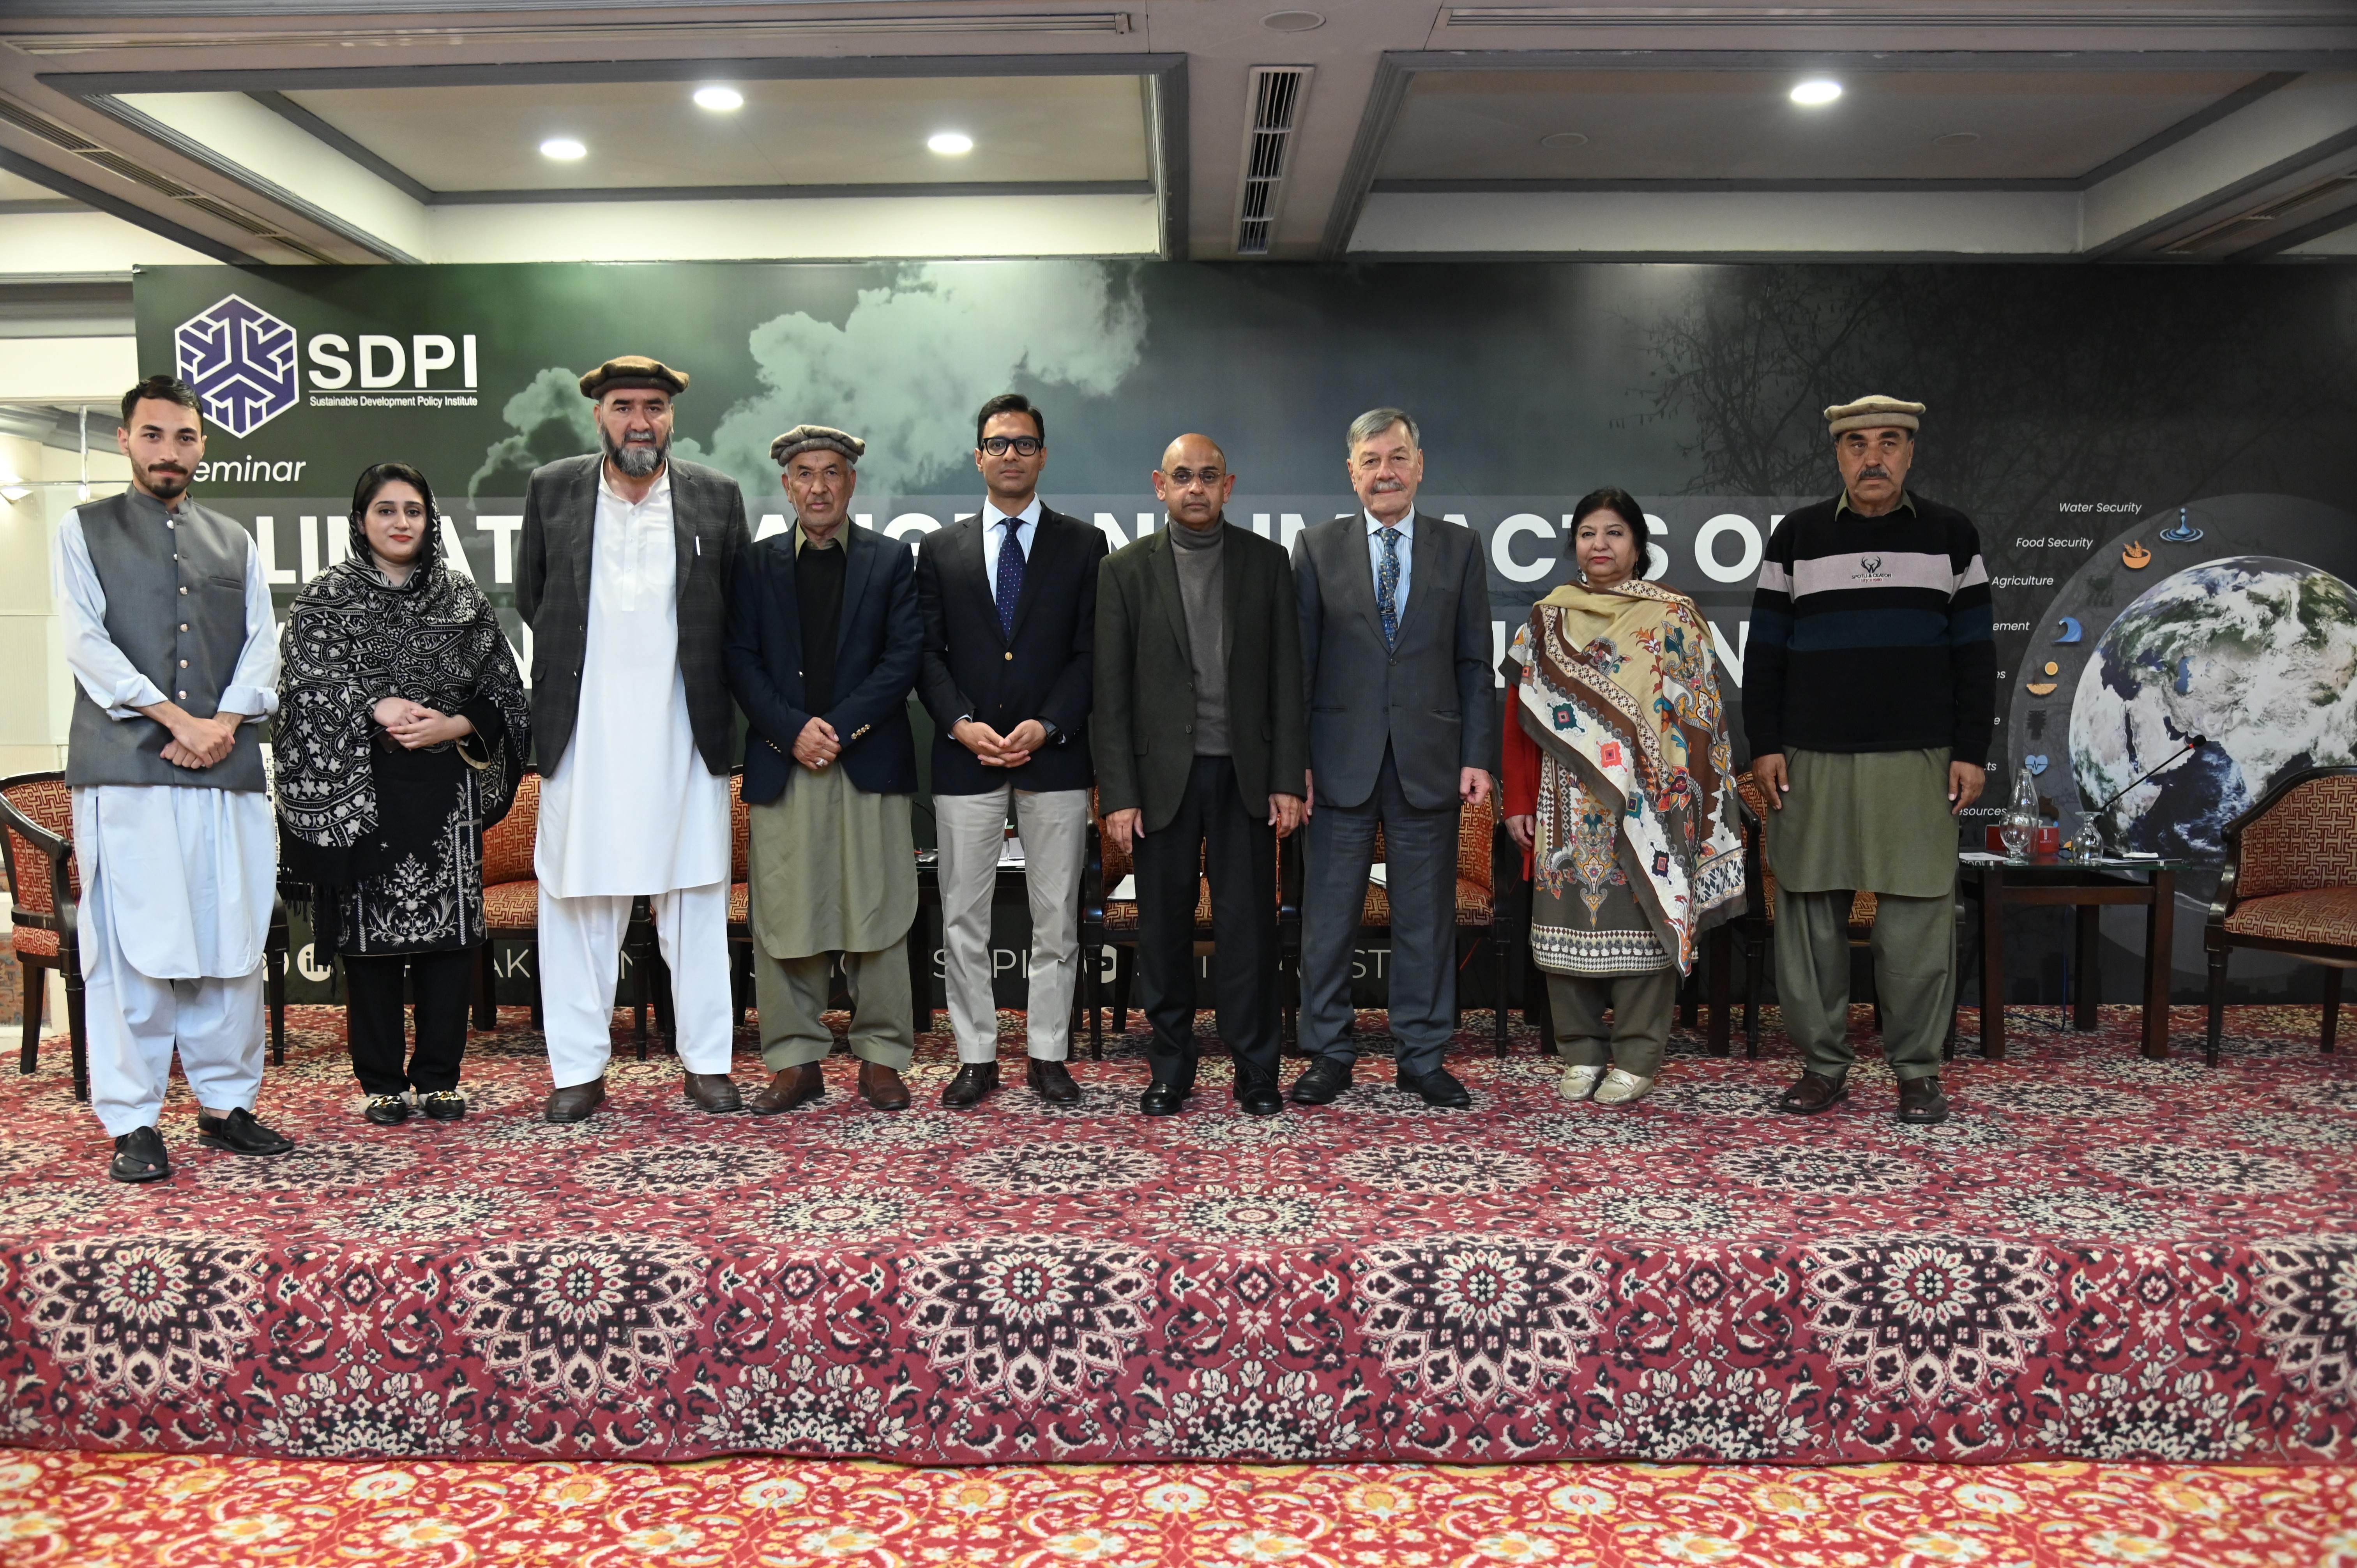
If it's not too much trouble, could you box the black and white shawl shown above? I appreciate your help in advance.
[274,512,529,892]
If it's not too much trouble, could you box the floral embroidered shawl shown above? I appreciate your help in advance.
[1512,578,1745,976]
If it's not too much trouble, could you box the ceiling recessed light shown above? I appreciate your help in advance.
[1262,9,1324,28]
[1539,132,1589,150]
[1790,79,1843,107]
[693,86,744,112]
[1932,131,1981,147]
[928,131,974,155]
[539,136,586,160]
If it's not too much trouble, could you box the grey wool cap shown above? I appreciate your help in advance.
[1824,394,1925,436]
[770,424,867,468]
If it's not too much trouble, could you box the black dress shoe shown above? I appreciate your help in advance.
[419,1090,467,1120]
[1777,1071,1849,1116]
[1397,1067,1471,1109]
[1897,1075,1951,1125]
[683,1072,743,1113]
[1027,1058,1081,1105]
[109,1125,170,1184]
[544,1077,608,1124]
[942,1061,1000,1109]
[1234,1077,1284,1117]
[1139,1080,1191,1116]
[1290,1057,1353,1105]
[196,1107,295,1156]
[362,1093,410,1127]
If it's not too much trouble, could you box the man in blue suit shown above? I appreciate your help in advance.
[724,425,921,1112]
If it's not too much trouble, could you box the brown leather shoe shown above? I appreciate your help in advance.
[748,1064,824,1115]
[1897,1075,1951,1125]
[543,1077,607,1124]
[942,1061,999,1109]
[1027,1058,1081,1105]
[683,1072,743,1114]
[1776,1071,1849,1115]
[858,1060,911,1111]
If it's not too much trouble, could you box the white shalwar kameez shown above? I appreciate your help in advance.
[55,506,279,1137]
[534,470,733,1087]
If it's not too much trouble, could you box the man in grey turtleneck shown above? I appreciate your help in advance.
[1094,434,1307,1117]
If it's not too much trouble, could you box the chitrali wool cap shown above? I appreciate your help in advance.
[771,424,867,468]
[578,356,688,399]
[1824,394,1925,436]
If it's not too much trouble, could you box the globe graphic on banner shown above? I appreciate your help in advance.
[2069,556,2357,860]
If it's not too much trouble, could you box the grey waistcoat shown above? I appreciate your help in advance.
[65,489,268,792]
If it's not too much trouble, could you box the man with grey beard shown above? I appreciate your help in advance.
[515,355,751,1124]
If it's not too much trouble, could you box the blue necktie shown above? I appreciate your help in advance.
[995,520,1025,640]
[1376,526,1401,649]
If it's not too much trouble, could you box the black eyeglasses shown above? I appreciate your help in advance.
[979,436,1043,457]
[1164,468,1225,487]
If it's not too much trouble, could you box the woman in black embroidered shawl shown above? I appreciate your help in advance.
[275,463,528,1125]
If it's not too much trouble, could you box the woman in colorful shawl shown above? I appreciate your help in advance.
[1502,487,1744,1106]
[275,462,529,1126]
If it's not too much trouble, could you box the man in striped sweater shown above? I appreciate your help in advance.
[1744,394,1994,1126]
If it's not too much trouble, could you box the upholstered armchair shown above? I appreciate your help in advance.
[2204,765,2357,1066]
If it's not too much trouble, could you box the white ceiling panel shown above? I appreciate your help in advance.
[1378,69,2265,183]
[281,75,1154,193]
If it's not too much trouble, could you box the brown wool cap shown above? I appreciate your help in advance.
[1824,394,1925,437]
[578,356,688,400]
[771,424,867,468]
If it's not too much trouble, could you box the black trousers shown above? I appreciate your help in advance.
[1133,754,1281,1089]
[343,948,473,1096]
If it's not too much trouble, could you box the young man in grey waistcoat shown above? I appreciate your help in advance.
[56,375,295,1182]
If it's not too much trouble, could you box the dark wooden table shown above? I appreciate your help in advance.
[1956,853,2192,1061]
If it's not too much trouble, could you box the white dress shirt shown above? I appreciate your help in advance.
[1365,509,1415,625]
[982,495,1043,602]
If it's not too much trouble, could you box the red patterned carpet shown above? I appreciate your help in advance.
[5,1449,2356,1566]
[0,1003,2353,1467]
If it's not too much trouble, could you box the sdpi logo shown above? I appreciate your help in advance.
[174,295,300,438]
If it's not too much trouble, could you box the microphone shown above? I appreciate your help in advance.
[2090,734,2208,819]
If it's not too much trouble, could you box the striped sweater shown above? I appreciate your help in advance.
[1742,491,1996,767]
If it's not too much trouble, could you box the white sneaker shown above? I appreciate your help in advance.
[1594,1068,1655,1106]
[1559,1064,1606,1102]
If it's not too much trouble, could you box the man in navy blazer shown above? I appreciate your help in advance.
[724,424,922,1113]
[915,394,1108,1109]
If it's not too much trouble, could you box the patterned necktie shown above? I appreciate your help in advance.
[995,519,1025,640]
[1376,525,1402,649]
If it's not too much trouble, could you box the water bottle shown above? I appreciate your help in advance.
[2000,765,2037,860]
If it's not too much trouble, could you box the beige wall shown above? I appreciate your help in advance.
[0,429,130,778]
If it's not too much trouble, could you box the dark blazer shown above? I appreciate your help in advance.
[1093,520,1307,833]
[515,453,750,775]
[1294,509,1498,812]
[915,504,1108,796]
[725,521,921,806]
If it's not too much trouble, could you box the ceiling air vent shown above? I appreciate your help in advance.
[2164,171,2357,254]
[1234,66,1312,257]
[0,97,99,152]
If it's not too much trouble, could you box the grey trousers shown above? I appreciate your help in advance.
[934,786,1088,1063]
[754,937,915,1072]
[1299,746,1460,1077]
[1548,967,1677,1077]
[1776,887,1954,1081]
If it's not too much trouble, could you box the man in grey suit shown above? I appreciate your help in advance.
[1290,408,1497,1108]
[515,355,751,1124]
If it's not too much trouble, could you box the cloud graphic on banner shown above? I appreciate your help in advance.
[468,366,704,496]
[175,295,300,438]
[708,261,1146,500]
